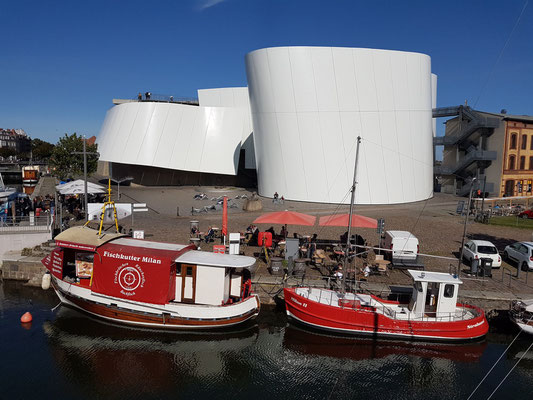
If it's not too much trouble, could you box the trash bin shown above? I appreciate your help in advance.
[293,258,307,277]
[269,257,284,276]
[480,258,493,277]
[470,258,479,275]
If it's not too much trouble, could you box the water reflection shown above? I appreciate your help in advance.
[44,308,260,398]
[4,280,533,400]
[283,324,488,362]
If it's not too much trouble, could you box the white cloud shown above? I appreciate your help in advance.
[199,0,227,10]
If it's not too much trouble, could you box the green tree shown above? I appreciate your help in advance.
[50,133,99,179]
[0,147,17,159]
[31,138,55,161]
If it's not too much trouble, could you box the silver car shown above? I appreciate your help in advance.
[503,242,533,271]
[462,240,502,268]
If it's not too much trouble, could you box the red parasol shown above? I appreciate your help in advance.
[319,213,377,228]
[222,196,228,237]
[253,210,316,226]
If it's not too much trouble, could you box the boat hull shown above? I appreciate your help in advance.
[52,277,260,330]
[284,288,488,341]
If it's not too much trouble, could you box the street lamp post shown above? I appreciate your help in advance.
[458,177,477,275]
[73,135,99,222]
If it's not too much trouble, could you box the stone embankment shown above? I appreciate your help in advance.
[0,240,54,287]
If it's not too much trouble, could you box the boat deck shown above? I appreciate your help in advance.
[294,287,477,322]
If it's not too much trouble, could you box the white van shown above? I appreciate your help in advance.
[380,230,419,262]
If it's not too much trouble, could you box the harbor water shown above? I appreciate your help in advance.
[1,280,532,400]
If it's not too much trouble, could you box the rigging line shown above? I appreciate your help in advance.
[466,320,528,400]
[473,0,529,107]
[487,339,533,400]
[313,187,352,240]
[319,134,361,204]
[360,136,435,168]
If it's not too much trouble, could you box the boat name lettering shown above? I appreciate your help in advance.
[467,321,484,329]
[290,297,307,307]
[103,251,162,264]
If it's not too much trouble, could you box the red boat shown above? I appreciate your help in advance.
[42,226,260,329]
[284,270,488,341]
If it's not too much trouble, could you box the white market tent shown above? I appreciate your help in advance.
[56,180,106,195]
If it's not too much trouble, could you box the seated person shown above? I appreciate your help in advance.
[204,226,215,243]
[249,229,259,246]
[280,225,287,238]
[333,264,343,279]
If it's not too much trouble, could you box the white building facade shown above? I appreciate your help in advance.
[97,46,435,204]
[245,46,434,204]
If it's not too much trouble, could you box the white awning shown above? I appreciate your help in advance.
[175,251,256,269]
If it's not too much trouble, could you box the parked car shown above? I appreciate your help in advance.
[462,240,501,268]
[518,210,533,219]
[503,241,533,271]
[380,230,419,262]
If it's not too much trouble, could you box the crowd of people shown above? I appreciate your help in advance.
[0,195,56,225]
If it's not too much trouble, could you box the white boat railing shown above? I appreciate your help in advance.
[298,287,474,322]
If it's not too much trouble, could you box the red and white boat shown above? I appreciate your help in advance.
[284,270,488,341]
[42,226,260,329]
[284,136,488,341]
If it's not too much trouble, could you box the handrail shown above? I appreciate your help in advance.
[297,287,474,322]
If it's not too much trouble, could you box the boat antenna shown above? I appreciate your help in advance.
[84,178,120,235]
[341,136,361,295]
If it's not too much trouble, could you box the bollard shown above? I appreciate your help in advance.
[177,206,180,216]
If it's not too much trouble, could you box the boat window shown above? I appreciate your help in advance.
[176,264,182,275]
[444,284,455,298]
[477,246,497,254]
[414,281,423,292]
[186,266,193,276]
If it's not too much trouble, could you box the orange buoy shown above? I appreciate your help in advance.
[20,312,33,323]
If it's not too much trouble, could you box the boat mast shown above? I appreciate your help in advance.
[342,136,361,295]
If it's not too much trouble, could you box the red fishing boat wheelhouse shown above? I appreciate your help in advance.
[42,226,260,329]
[284,270,488,341]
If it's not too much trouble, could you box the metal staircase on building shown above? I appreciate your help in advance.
[434,150,497,177]
[432,106,500,147]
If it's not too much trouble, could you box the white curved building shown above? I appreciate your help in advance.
[97,88,256,186]
[97,46,435,204]
[245,46,434,204]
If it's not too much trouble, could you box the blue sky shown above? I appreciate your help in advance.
[1,0,531,146]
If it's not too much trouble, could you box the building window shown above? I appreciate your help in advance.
[528,180,532,193]
[509,155,516,170]
[520,156,526,170]
[518,180,523,193]
[530,157,533,170]
[522,135,528,150]
[510,133,517,149]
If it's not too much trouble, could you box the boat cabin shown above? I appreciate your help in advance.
[407,270,462,318]
[46,226,255,306]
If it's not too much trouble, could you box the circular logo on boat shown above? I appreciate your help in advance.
[118,266,142,291]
